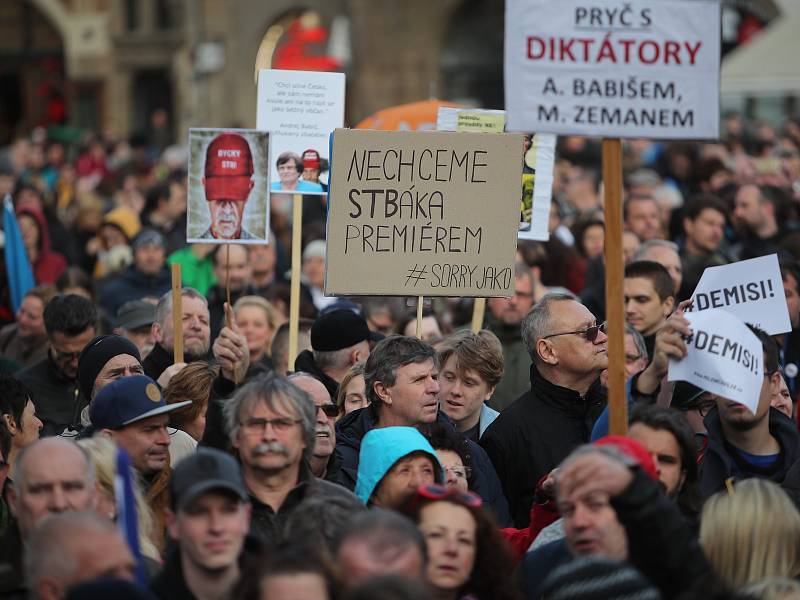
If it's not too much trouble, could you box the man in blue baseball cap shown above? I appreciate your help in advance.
[92,374,192,550]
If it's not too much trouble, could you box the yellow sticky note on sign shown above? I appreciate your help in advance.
[456,112,506,133]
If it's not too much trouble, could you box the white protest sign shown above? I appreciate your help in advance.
[686,254,791,335]
[256,69,345,195]
[504,0,720,139]
[668,309,763,413]
[437,107,556,242]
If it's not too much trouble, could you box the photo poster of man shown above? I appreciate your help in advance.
[186,128,270,245]
[256,69,346,196]
[435,107,555,241]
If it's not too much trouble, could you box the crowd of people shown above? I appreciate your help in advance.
[0,111,798,599]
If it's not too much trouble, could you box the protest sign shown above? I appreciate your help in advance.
[256,69,345,195]
[686,254,791,335]
[437,107,556,241]
[668,309,763,414]
[324,129,523,297]
[186,128,269,244]
[505,0,721,139]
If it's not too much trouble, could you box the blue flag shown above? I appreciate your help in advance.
[3,195,35,312]
[114,446,148,585]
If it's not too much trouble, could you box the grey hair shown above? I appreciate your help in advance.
[25,511,119,597]
[313,347,354,372]
[154,287,208,328]
[14,437,95,495]
[333,508,427,565]
[364,335,437,407]
[632,239,679,262]
[521,292,578,363]
[625,324,648,361]
[223,372,316,461]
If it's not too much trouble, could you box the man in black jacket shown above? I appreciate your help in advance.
[17,294,96,437]
[481,293,608,527]
[151,447,254,599]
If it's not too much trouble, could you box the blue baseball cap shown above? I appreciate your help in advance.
[90,375,192,430]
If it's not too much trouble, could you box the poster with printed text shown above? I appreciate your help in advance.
[505,0,721,139]
[186,128,269,244]
[437,107,556,242]
[324,129,523,297]
[256,69,345,195]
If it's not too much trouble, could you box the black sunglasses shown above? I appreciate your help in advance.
[543,321,607,342]
[318,404,339,418]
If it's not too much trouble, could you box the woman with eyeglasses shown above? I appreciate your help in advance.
[426,423,475,493]
[403,485,519,600]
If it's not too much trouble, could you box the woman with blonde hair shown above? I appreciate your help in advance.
[700,479,800,588]
[335,362,367,419]
[77,436,160,562]
[233,295,284,367]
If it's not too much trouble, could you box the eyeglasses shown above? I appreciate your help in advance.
[414,484,483,508]
[51,347,81,362]
[543,321,607,342]
[240,417,302,434]
[444,465,472,480]
[316,404,339,418]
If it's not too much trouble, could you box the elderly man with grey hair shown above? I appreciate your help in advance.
[632,239,683,297]
[481,293,609,528]
[223,372,358,545]
[1,438,98,596]
[25,511,135,600]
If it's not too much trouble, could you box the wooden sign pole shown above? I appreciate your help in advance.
[471,298,486,333]
[288,193,303,372]
[603,138,626,435]
[171,263,184,364]
[416,296,424,339]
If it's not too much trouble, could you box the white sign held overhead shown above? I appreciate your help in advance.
[256,69,345,195]
[686,254,791,335]
[669,309,763,414]
[504,0,721,139]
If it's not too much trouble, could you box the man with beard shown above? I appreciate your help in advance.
[143,288,213,381]
[287,373,341,483]
[200,132,257,240]
[223,373,358,545]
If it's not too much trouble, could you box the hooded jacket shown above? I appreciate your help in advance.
[16,206,67,284]
[98,264,172,323]
[700,406,800,506]
[336,405,512,526]
[481,365,606,528]
[355,426,442,503]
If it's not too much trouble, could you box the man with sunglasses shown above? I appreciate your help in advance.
[481,293,608,528]
[18,294,97,437]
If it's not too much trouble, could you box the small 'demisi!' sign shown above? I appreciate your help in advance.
[324,129,523,297]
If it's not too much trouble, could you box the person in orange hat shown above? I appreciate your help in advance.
[200,132,257,240]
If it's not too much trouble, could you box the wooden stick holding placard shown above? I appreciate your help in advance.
[603,138,626,435]
[288,193,303,372]
[171,263,183,364]
[471,298,486,333]
[416,296,424,339]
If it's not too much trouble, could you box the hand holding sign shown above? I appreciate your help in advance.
[635,309,692,396]
[668,309,763,414]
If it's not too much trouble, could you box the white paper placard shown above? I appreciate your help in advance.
[686,254,791,335]
[505,0,721,139]
[256,69,345,195]
[436,107,556,241]
[669,309,763,413]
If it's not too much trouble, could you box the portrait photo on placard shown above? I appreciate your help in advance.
[186,128,270,244]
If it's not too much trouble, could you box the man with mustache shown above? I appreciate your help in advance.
[223,372,358,545]
[199,132,257,240]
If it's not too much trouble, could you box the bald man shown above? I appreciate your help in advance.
[289,373,340,482]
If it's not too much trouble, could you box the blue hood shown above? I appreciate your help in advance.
[355,426,443,503]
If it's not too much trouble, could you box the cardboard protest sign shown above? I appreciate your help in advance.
[437,107,556,242]
[324,129,523,297]
[186,129,269,244]
[505,0,720,139]
[669,309,763,413]
[685,254,791,335]
[256,69,345,195]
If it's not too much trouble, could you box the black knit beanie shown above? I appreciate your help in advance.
[540,556,662,600]
[77,334,142,400]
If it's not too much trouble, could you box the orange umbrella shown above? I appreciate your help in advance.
[354,99,464,132]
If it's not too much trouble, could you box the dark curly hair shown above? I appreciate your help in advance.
[423,422,476,490]
[404,492,519,600]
